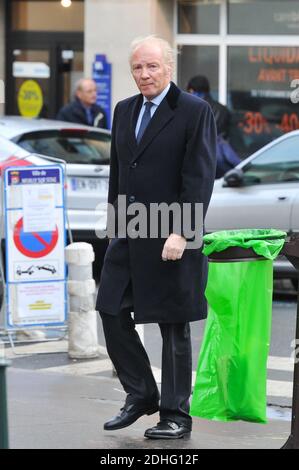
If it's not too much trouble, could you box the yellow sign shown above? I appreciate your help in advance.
[17,80,43,118]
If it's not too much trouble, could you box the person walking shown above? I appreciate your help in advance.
[96,36,216,440]
[56,78,108,129]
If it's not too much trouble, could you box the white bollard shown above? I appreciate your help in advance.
[65,242,99,359]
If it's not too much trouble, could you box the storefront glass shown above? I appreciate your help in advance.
[177,45,219,99]
[178,0,220,34]
[227,46,299,158]
[228,0,299,35]
[12,49,50,118]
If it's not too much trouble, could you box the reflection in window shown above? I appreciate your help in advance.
[228,0,299,35]
[12,49,50,118]
[243,135,299,185]
[227,46,299,159]
[178,0,220,34]
[18,130,111,165]
[177,45,219,100]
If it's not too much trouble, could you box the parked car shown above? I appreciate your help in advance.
[0,116,111,277]
[206,129,299,284]
[1,118,298,285]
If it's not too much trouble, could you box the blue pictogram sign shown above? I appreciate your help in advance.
[13,217,58,258]
[93,54,112,129]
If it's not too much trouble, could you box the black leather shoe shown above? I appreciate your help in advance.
[104,403,159,431]
[144,420,191,439]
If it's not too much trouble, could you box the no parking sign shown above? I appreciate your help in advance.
[3,165,67,329]
[13,218,59,258]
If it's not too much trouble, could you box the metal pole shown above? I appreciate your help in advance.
[281,237,299,449]
[0,358,9,449]
[281,277,299,449]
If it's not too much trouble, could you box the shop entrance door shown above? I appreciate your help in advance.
[6,33,84,119]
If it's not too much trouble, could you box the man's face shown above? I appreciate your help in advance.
[76,80,97,107]
[131,43,172,100]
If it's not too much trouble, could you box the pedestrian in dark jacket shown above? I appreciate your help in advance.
[97,36,216,440]
[187,75,240,177]
[187,75,230,139]
[56,78,108,129]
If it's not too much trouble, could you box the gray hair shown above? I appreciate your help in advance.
[75,78,96,92]
[129,35,175,68]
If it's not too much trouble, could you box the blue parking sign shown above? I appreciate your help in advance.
[93,54,112,129]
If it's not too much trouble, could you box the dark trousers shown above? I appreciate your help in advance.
[100,308,192,428]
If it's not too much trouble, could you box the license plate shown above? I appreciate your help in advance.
[70,177,108,193]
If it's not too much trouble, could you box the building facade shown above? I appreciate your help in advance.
[1,0,299,157]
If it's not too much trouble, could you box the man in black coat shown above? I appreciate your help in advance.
[97,36,216,439]
[56,78,108,129]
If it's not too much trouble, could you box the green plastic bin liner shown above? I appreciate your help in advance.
[190,229,286,423]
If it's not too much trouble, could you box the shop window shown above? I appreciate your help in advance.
[12,49,50,118]
[178,0,220,34]
[177,45,219,99]
[228,0,299,35]
[227,46,299,158]
[11,0,84,32]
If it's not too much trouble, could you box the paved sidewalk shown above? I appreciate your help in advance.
[6,365,290,450]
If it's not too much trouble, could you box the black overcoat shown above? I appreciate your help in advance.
[56,98,108,129]
[96,82,216,323]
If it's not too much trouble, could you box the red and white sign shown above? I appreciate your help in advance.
[3,165,66,329]
[13,217,59,258]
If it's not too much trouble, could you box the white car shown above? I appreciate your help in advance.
[206,130,299,283]
[0,117,110,262]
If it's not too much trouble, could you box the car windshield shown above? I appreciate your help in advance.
[15,129,111,165]
[242,135,299,185]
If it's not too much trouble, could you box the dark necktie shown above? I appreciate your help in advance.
[136,101,153,144]
[85,107,94,126]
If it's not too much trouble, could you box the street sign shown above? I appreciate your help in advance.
[13,218,59,258]
[3,165,67,329]
[93,54,112,129]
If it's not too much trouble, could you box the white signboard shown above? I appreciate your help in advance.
[9,283,65,326]
[3,165,67,329]
[22,184,56,232]
[13,61,50,79]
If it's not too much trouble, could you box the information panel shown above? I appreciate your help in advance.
[3,165,67,329]
[93,54,112,129]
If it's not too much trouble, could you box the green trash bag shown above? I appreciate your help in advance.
[203,228,286,260]
[190,229,286,423]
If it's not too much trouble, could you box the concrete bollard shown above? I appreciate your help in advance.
[65,243,99,359]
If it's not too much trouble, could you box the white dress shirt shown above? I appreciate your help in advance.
[135,83,171,138]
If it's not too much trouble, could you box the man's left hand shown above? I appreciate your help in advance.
[161,234,187,261]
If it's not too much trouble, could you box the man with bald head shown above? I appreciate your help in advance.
[56,78,108,129]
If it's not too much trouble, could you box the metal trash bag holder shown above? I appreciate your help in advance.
[280,234,299,450]
[207,235,299,449]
